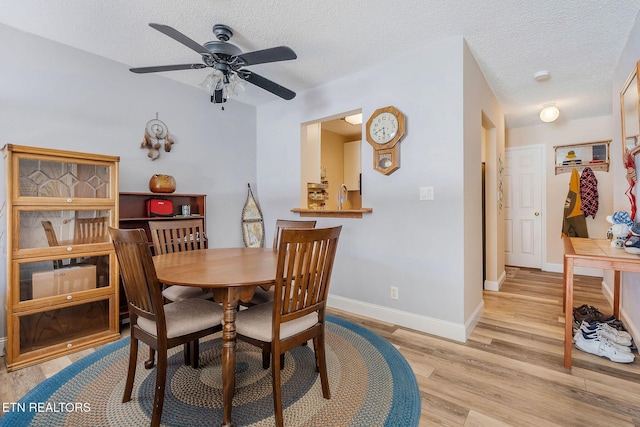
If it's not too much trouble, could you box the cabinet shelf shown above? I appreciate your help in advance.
[306,182,328,210]
[120,215,203,222]
[554,140,610,175]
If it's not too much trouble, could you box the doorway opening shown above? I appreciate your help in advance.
[481,113,503,291]
[300,110,363,210]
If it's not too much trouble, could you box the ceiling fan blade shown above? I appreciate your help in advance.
[149,23,211,56]
[129,64,207,74]
[238,71,296,100]
[236,46,297,66]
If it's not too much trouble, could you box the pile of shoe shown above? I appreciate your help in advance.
[572,304,635,364]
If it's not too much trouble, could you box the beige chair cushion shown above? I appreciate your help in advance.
[234,302,319,342]
[137,298,223,339]
[162,285,213,302]
[249,287,274,304]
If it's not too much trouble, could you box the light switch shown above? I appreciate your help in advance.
[419,186,434,200]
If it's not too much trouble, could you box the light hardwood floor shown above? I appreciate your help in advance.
[2,267,640,425]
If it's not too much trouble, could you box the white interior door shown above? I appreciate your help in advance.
[504,146,543,268]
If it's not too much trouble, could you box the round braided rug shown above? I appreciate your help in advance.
[1,315,420,426]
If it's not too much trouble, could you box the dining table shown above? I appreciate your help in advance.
[153,247,278,427]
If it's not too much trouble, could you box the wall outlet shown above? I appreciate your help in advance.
[419,186,434,200]
[390,286,399,300]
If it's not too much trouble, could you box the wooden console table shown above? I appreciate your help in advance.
[563,237,640,368]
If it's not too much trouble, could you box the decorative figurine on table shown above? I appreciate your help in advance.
[606,211,633,248]
[624,221,640,254]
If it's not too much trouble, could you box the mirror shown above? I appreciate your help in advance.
[621,61,640,157]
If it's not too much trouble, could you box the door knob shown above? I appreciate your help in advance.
[534,212,540,216]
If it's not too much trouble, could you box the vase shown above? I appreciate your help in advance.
[149,174,176,193]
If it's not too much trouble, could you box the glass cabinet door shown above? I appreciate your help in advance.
[18,209,112,250]
[16,256,111,304]
[17,157,112,199]
[15,298,112,357]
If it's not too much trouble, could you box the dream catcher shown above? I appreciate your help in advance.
[140,113,175,160]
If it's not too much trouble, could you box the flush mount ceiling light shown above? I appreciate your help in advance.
[344,113,363,125]
[534,70,551,81]
[539,104,560,123]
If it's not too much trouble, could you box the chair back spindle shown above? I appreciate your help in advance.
[75,216,110,244]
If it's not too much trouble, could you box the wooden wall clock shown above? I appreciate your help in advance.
[365,105,406,175]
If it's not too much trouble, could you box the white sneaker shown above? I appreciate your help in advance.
[579,321,633,347]
[574,332,635,363]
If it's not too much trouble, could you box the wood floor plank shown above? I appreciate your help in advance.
[464,409,527,427]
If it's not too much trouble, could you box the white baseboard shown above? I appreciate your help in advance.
[0,336,5,359]
[484,270,506,291]
[327,294,471,342]
[544,262,603,277]
[465,299,485,341]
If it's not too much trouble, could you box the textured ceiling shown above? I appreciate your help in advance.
[1,0,640,128]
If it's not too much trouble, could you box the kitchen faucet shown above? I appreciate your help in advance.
[338,184,348,210]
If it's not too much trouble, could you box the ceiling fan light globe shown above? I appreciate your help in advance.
[199,73,214,91]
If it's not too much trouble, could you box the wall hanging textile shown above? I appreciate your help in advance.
[579,166,599,219]
[562,168,589,238]
[624,150,637,220]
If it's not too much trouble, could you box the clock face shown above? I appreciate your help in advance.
[378,153,393,169]
[369,112,399,144]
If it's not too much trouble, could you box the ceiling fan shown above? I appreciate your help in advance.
[130,23,297,104]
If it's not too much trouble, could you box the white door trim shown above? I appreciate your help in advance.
[505,144,547,269]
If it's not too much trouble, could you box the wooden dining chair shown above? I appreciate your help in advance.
[109,227,223,427]
[148,218,213,302]
[146,218,214,368]
[41,220,64,269]
[74,216,110,244]
[246,219,317,307]
[234,226,342,427]
[73,216,110,286]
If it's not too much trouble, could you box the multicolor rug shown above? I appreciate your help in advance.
[1,315,420,426]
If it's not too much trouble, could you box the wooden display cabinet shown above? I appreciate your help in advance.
[2,144,120,371]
